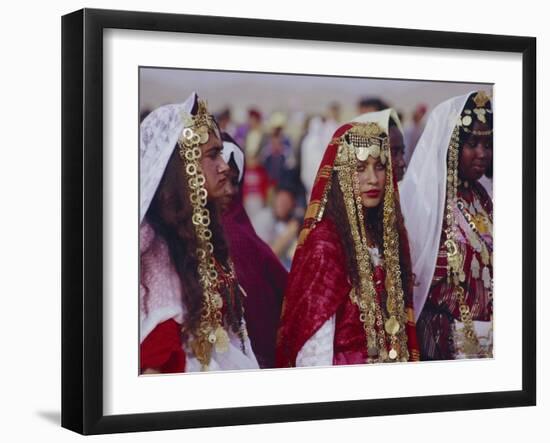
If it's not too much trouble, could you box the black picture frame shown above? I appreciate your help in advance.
[61,8,536,435]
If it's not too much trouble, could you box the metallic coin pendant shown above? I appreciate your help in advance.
[211,293,223,310]
[214,327,230,353]
[198,128,209,144]
[463,339,479,356]
[388,348,398,360]
[356,146,368,161]
[207,331,217,344]
[384,316,400,336]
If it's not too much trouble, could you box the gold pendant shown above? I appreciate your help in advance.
[214,326,230,353]
[208,331,217,344]
[190,337,213,367]
[462,115,472,126]
[211,293,223,310]
[388,348,398,360]
[480,245,490,266]
[445,239,462,273]
[384,316,400,336]
[198,127,209,144]
[474,214,489,234]
[463,338,479,356]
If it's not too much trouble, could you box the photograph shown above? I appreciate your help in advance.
[60,7,536,435]
[2,0,547,441]
[138,68,494,373]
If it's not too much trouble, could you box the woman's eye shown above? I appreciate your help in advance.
[376,163,385,170]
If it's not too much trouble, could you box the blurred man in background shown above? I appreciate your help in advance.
[403,103,427,165]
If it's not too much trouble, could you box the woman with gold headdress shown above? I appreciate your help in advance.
[400,91,493,360]
[139,92,258,373]
[276,110,419,367]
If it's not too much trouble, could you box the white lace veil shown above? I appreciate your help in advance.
[399,92,474,320]
[139,92,198,223]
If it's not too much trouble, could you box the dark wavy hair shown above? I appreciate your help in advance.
[145,144,232,339]
[324,172,414,305]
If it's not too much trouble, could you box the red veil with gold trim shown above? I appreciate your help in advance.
[276,123,419,367]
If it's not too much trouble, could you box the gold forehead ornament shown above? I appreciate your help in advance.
[473,90,490,108]
[335,123,389,166]
[456,91,493,136]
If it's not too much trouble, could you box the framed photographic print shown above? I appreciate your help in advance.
[61,8,536,435]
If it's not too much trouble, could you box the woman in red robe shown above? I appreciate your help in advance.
[276,111,419,367]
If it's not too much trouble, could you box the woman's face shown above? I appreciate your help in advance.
[458,121,493,181]
[357,155,386,208]
[219,161,240,213]
[389,126,406,182]
[200,132,230,201]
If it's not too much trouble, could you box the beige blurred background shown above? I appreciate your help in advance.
[139,67,490,124]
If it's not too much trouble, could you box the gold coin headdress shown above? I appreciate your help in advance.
[455,90,493,136]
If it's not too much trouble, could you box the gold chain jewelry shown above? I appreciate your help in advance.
[178,101,230,370]
[445,126,462,286]
[455,286,480,355]
[445,125,479,356]
[338,163,381,360]
[353,169,388,359]
[381,146,409,362]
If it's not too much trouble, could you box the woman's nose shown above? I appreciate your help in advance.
[218,159,230,173]
[476,144,488,158]
[365,168,378,184]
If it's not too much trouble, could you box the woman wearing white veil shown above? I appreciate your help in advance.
[139,92,258,373]
[400,91,494,360]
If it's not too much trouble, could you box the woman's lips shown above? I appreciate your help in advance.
[472,163,487,172]
[364,190,380,198]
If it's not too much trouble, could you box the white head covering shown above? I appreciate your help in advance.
[352,108,404,135]
[300,116,331,198]
[139,92,198,223]
[221,140,244,183]
[398,92,474,320]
